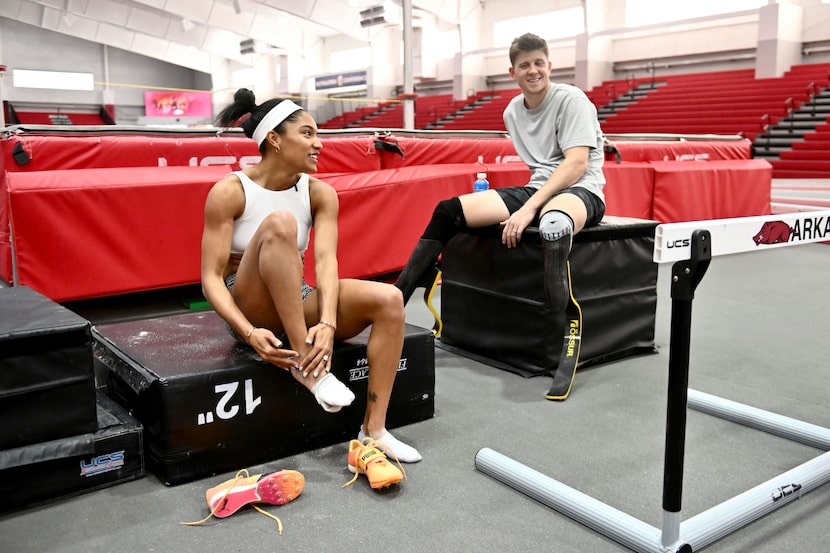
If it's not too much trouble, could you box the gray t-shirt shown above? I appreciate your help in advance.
[503,83,606,202]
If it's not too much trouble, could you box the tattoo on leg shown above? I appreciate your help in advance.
[368,391,378,403]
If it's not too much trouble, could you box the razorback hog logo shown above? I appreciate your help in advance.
[753,221,792,245]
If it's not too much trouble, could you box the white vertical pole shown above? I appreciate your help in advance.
[401,0,414,130]
[0,35,6,127]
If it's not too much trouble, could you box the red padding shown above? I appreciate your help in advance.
[0,131,774,298]
[1,135,257,172]
[0,178,10,283]
[313,164,508,282]
[482,163,532,188]
[485,162,655,220]
[603,163,655,220]
[651,160,772,223]
[611,139,752,162]
[7,166,230,301]
[0,134,379,174]
[1,134,753,175]
[317,136,381,173]
[309,161,653,283]
[378,136,519,169]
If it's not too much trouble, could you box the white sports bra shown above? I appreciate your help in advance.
[230,171,313,255]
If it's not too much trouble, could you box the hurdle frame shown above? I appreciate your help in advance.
[475,211,830,553]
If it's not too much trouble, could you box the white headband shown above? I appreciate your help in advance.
[252,100,303,146]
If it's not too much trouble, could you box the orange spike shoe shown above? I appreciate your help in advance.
[206,469,305,518]
[342,438,405,489]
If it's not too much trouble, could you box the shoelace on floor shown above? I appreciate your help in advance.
[342,437,407,488]
[180,469,285,535]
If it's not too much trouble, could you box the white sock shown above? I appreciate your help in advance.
[311,374,355,413]
[358,426,422,463]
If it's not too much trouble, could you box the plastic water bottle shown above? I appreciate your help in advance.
[474,172,489,193]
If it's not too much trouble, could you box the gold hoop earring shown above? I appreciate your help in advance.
[274,146,281,154]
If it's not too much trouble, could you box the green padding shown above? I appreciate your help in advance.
[184,298,211,310]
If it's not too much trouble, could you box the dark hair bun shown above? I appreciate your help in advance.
[233,88,256,111]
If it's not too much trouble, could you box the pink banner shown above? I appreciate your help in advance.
[144,91,212,117]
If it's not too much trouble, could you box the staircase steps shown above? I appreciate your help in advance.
[753,87,830,178]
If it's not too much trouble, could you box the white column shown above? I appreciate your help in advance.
[402,0,414,129]
[272,54,290,96]
[574,0,620,90]
[574,33,613,91]
[756,2,804,79]
[452,3,486,101]
[0,33,5,127]
[252,53,279,100]
[210,56,234,119]
[367,25,401,101]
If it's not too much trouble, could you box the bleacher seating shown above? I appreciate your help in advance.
[317,64,830,178]
[432,91,516,131]
[317,110,361,129]
[585,76,660,109]
[317,92,512,131]
[12,111,109,125]
[352,102,399,128]
[600,64,830,142]
[774,121,830,178]
[318,105,382,129]
[416,95,469,128]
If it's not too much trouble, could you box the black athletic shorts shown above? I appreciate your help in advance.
[494,185,606,228]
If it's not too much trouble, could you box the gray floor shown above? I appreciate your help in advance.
[771,178,830,206]
[1,243,829,553]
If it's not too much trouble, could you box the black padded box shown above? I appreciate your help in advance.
[439,216,659,376]
[92,311,435,485]
[0,391,144,512]
[0,286,97,450]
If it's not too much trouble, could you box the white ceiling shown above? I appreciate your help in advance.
[0,0,466,74]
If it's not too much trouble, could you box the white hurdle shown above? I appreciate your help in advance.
[475,210,830,553]
[652,209,830,263]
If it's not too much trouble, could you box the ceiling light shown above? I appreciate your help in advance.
[13,69,94,91]
[359,2,401,27]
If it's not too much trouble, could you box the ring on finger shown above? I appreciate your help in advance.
[322,354,329,362]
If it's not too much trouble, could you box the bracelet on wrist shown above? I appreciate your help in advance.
[319,320,336,331]
[246,326,256,341]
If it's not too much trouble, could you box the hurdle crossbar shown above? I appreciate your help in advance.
[476,212,830,553]
[653,209,830,263]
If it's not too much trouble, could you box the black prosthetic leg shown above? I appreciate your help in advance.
[394,238,443,305]
[542,233,582,401]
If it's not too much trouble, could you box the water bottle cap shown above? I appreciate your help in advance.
[476,172,487,179]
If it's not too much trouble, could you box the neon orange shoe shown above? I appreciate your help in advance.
[342,438,405,489]
[205,469,305,518]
